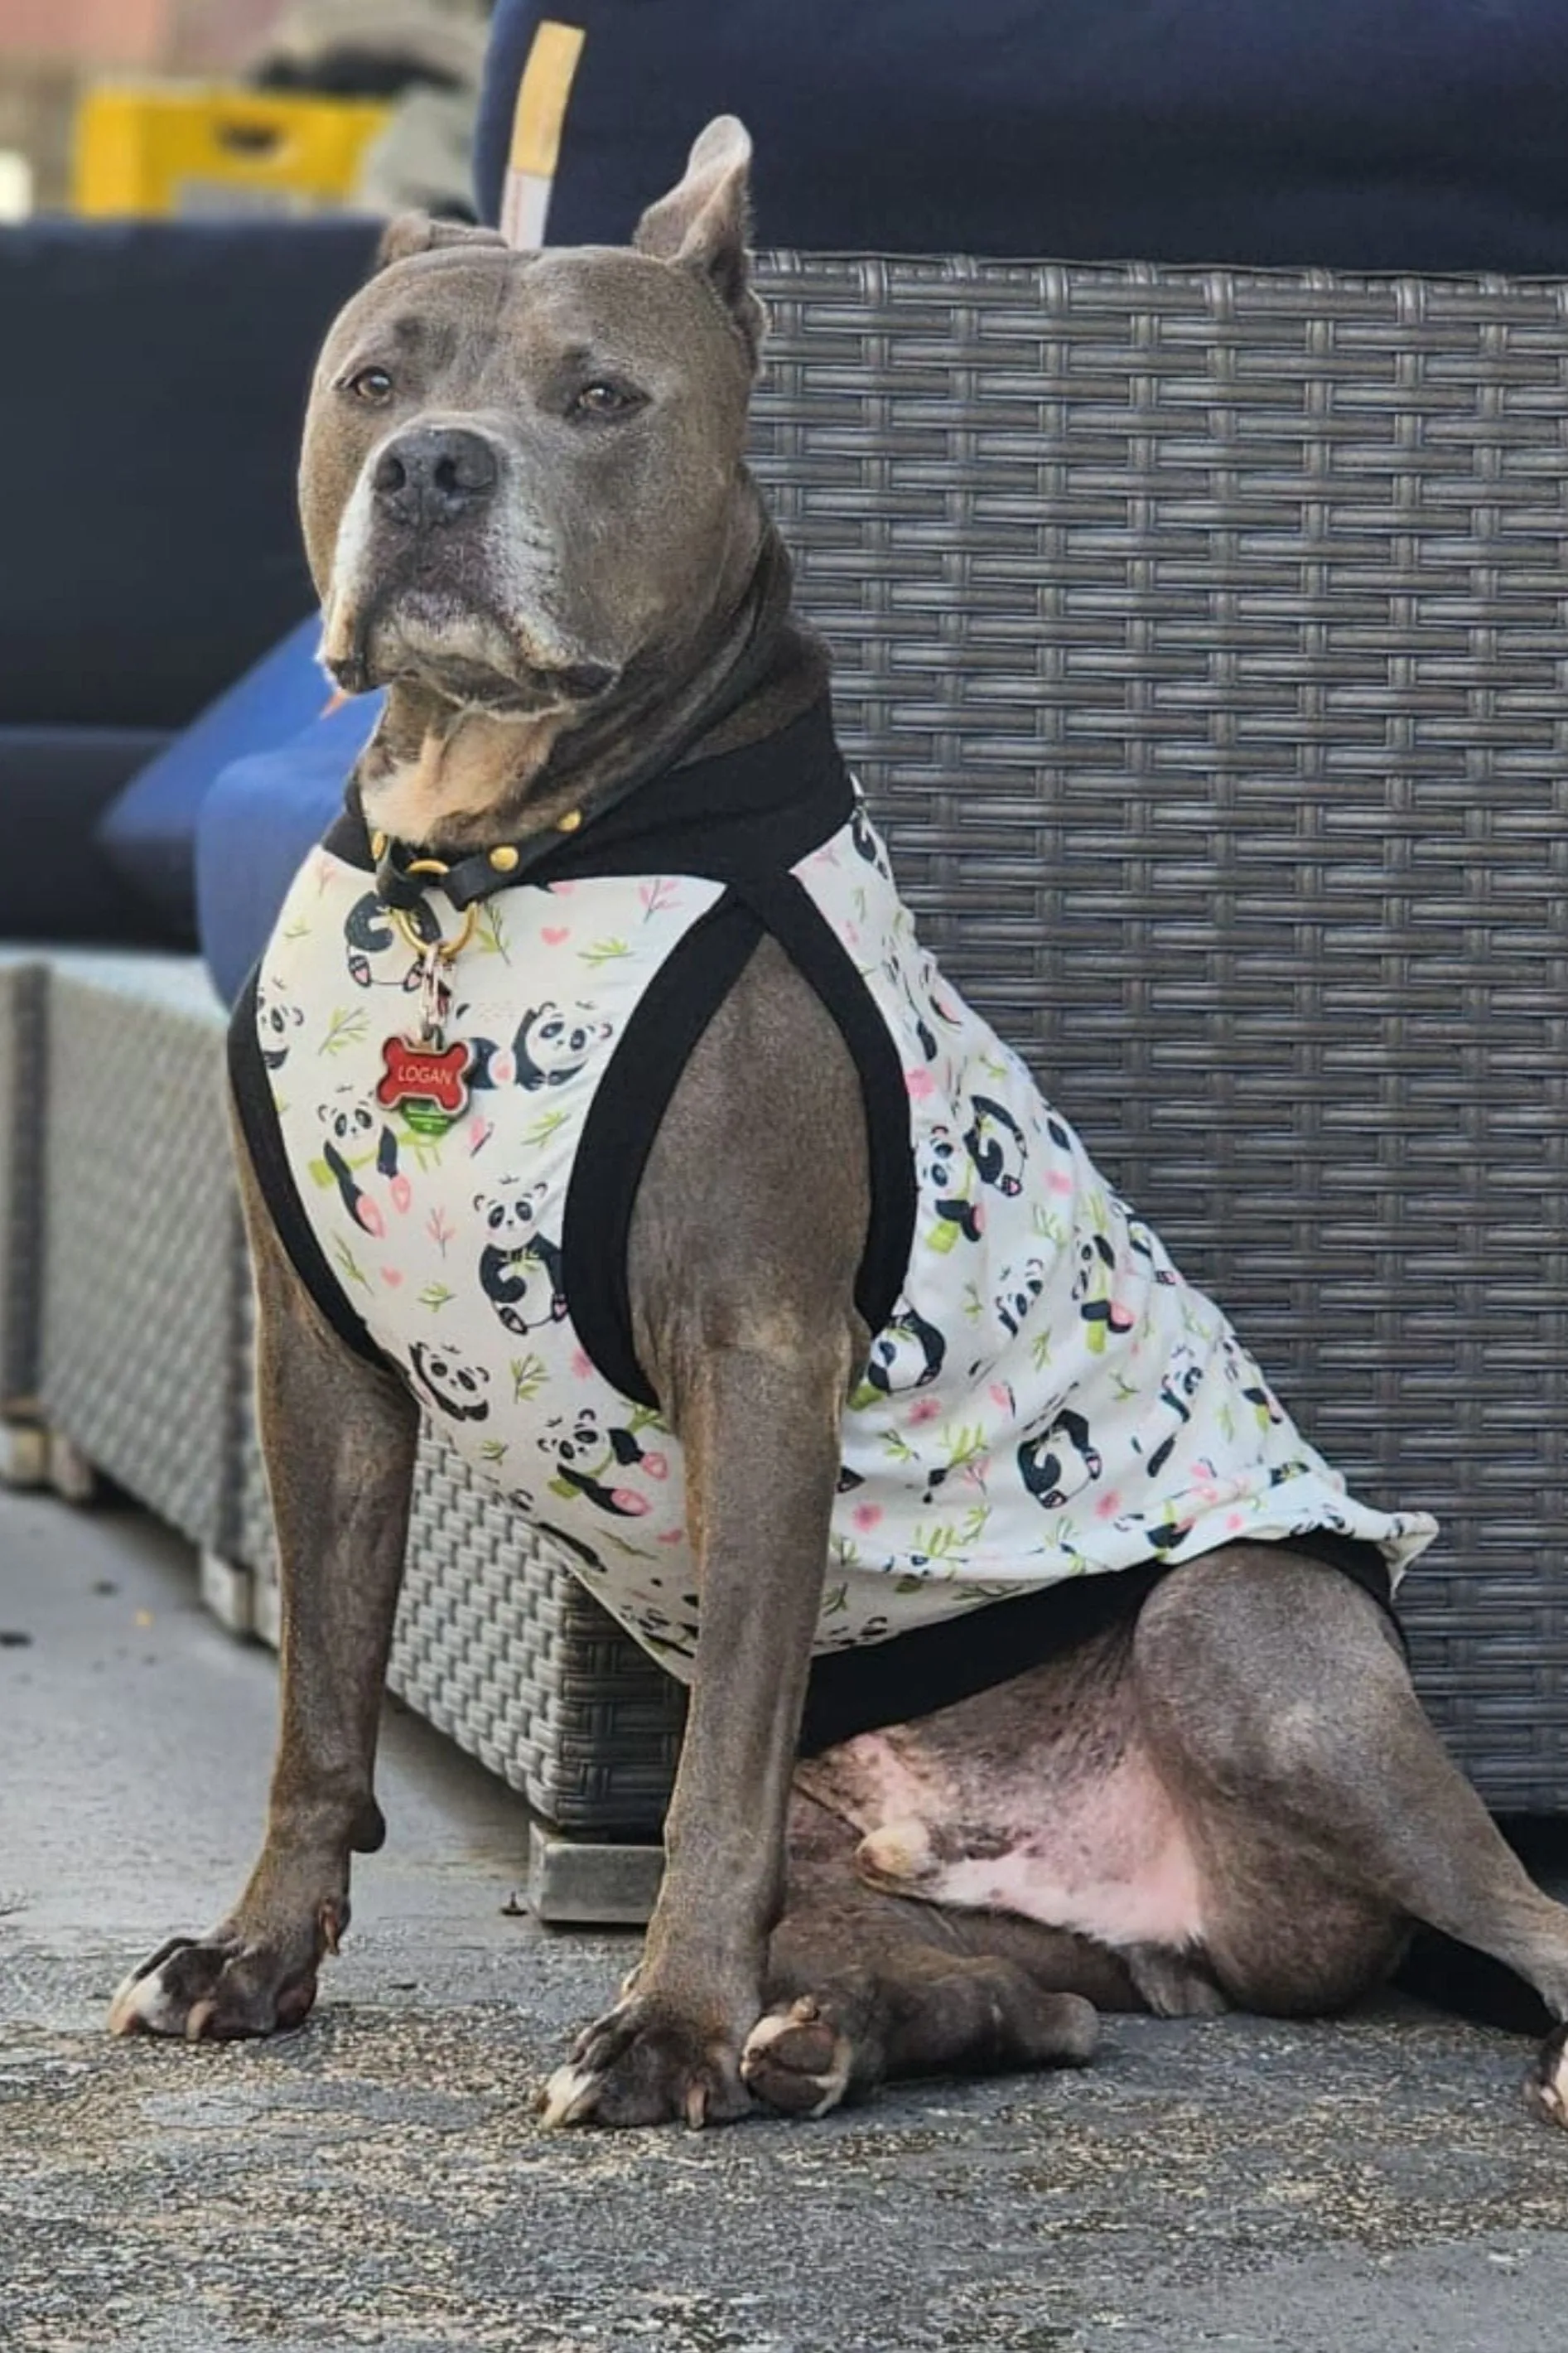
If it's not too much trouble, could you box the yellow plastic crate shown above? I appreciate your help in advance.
[74,83,393,219]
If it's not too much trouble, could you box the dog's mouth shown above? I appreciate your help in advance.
[329,583,619,716]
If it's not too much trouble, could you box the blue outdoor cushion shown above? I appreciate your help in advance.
[97,615,344,941]
[476,0,1568,273]
[0,725,175,946]
[197,692,381,1007]
[0,217,379,735]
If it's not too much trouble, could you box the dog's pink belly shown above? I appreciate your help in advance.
[799,1727,1206,1954]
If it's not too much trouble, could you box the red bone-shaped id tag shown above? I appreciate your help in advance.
[377,1035,473,1135]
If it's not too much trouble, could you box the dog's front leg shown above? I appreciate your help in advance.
[542,935,868,2128]
[543,1341,844,2128]
[110,1137,418,2040]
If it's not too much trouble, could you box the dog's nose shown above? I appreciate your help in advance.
[371,426,499,529]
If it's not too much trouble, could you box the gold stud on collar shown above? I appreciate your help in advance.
[557,809,583,833]
[371,829,388,858]
[489,843,520,873]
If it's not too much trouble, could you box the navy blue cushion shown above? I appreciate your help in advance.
[476,0,1568,273]
[97,616,344,941]
[0,217,379,734]
[197,693,382,1007]
[0,725,176,946]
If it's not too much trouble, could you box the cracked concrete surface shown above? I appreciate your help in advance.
[3,1489,1567,2352]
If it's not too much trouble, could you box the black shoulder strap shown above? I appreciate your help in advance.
[229,966,388,1371]
[562,874,917,1409]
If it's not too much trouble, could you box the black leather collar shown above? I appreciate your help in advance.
[326,692,855,898]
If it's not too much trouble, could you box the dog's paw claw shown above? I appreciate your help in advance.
[1527,2023,1568,2129]
[538,2062,602,2130]
[741,1998,855,2119]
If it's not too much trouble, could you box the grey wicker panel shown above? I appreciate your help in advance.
[0,957,47,1410]
[40,955,247,1549]
[749,254,1568,1808]
[388,1434,683,1834]
[234,1309,683,1834]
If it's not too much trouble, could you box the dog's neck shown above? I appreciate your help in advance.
[355,500,830,859]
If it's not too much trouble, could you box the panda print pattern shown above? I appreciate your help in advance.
[257,798,1435,1674]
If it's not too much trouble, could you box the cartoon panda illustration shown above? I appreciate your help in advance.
[343,890,439,991]
[257,978,303,1071]
[996,1257,1047,1341]
[1131,1345,1205,1478]
[512,1001,615,1090]
[315,1090,408,1236]
[1125,1210,1179,1288]
[408,1341,491,1422]
[862,1303,947,1394]
[1017,1406,1103,1509]
[475,1180,567,1335]
[848,797,892,877]
[1073,1232,1137,1350]
[921,1125,982,1249]
[540,1408,670,1517]
[965,1094,1028,1197]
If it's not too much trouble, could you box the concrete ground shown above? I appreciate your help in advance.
[3,1489,1568,2353]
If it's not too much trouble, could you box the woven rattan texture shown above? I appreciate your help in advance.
[750,254,1568,1807]
[388,1433,684,1832]
[40,960,244,1548]
[234,1311,683,1833]
[0,960,46,1407]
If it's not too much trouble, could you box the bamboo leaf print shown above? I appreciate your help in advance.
[523,1106,572,1148]
[943,1423,987,1471]
[331,1235,369,1291]
[475,906,510,962]
[417,1282,456,1313]
[958,1502,991,1547]
[321,1006,369,1058]
[580,937,631,969]
[511,1354,548,1401]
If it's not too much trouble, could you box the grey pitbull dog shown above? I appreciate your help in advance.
[113,118,1568,2133]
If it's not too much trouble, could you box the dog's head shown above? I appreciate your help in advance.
[302,117,764,730]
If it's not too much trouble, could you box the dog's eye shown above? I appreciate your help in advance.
[345,366,395,404]
[569,380,640,422]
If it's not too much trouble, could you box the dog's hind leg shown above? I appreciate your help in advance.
[741,1797,1116,2117]
[109,1134,419,2041]
[1131,1544,1568,2127]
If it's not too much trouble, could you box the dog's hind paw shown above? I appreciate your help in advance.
[1527,2023,1568,2129]
[741,1997,856,2119]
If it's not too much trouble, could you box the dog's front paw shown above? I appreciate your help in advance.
[109,1902,343,2042]
[538,1992,754,2130]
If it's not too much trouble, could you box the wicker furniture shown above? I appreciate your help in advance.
[26,252,1568,1863]
[0,954,49,1479]
[751,254,1568,1809]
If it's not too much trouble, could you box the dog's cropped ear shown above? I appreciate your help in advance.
[374,214,509,273]
[632,117,765,370]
